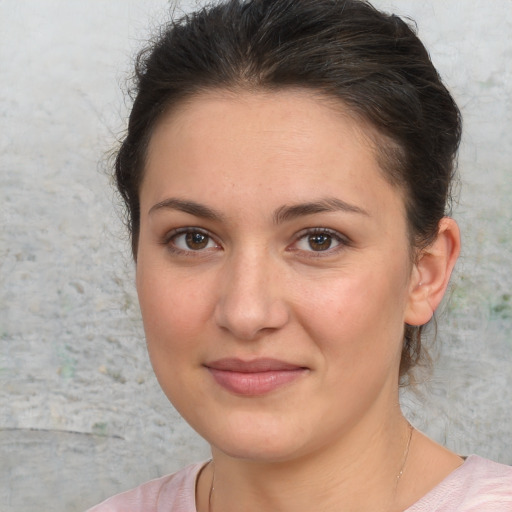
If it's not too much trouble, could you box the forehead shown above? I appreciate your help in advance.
[153,88,373,148]
[142,89,406,221]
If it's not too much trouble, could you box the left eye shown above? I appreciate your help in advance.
[170,230,218,251]
[294,231,343,252]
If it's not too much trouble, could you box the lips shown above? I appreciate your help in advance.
[205,358,307,396]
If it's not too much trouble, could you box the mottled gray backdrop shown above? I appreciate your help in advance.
[1,1,511,511]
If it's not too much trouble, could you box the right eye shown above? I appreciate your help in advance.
[166,228,220,253]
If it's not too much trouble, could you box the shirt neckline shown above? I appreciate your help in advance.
[190,456,476,512]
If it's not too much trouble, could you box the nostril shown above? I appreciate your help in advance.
[214,293,289,341]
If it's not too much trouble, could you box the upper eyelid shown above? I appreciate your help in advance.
[162,227,222,252]
[164,226,213,242]
[289,227,351,254]
[294,227,350,242]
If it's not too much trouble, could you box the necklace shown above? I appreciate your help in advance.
[397,422,414,482]
[208,459,215,512]
[207,422,414,512]
[384,421,414,512]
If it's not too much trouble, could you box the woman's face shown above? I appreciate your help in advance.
[136,90,420,461]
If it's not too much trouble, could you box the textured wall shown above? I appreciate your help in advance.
[0,1,510,511]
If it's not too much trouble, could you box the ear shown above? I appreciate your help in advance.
[405,217,461,326]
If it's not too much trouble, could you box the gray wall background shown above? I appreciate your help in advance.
[1,1,511,511]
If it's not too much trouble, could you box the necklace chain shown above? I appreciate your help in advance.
[208,460,215,512]
[397,422,414,482]
[207,422,414,512]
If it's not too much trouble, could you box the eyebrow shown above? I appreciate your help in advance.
[148,196,368,223]
[273,197,369,224]
[148,198,225,221]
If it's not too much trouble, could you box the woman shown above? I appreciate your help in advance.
[88,0,512,510]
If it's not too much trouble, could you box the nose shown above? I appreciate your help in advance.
[214,249,290,341]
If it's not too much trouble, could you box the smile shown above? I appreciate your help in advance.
[205,358,308,396]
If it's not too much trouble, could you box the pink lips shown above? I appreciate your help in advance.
[205,358,307,396]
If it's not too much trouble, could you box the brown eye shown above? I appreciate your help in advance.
[293,229,346,254]
[169,229,219,252]
[185,231,210,250]
[308,233,333,251]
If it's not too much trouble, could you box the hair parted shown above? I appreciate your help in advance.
[115,0,462,383]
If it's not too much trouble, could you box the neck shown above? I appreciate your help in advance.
[203,411,413,512]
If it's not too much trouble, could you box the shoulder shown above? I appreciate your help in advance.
[85,461,207,512]
[407,455,512,512]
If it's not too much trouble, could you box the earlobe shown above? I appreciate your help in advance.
[405,217,461,326]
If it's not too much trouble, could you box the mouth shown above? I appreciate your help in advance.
[204,358,308,396]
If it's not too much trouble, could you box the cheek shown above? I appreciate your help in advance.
[294,266,408,361]
[136,263,215,357]
[136,266,217,412]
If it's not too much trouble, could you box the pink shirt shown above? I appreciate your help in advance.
[86,455,512,511]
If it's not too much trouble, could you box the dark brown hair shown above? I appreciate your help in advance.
[115,0,462,381]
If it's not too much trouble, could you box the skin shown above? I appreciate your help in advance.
[136,89,462,512]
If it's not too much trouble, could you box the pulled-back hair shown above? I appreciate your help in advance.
[115,0,462,382]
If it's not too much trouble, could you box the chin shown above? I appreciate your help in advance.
[214,437,306,464]
[197,410,315,463]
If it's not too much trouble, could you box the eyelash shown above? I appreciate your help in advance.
[162,227,350,257]
[163,227,221,256]
[290,228,350,256]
